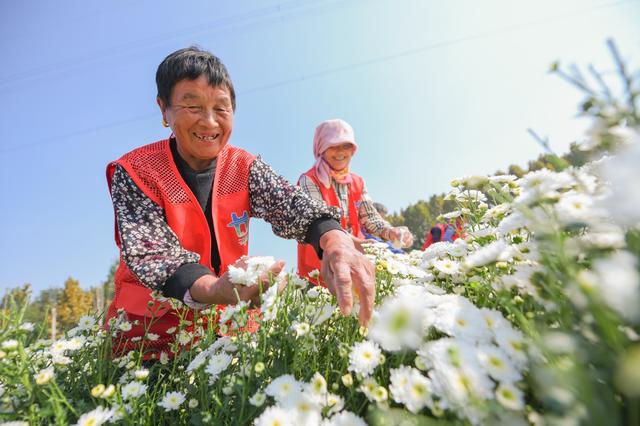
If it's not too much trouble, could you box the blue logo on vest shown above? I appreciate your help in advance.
[227,211,249,245]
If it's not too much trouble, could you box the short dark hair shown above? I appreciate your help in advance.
[156,46,236,110]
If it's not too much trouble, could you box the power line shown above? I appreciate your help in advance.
[1,0,636,154]
[0,0,349,90]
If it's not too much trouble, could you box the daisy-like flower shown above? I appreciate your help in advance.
[291,322,311,338]
[34,367,55,385]
[308,303,336,326]
[205,352,232,384]
[306,372,327,398]
[134,369,149,380]
[1,340,18,351]
[324,411,367,426]
[265,375,302,404]
[432,259,460,275]
[118,321,132,332]
[177,331,192,346]
[19,322,35,332]
[476,345,522,383]
[249,391,266,407]
[464,239,508,269]
[158,391,185,411]
[555,192,598,225]
[254,406,294,426]
[72,406,114,426]
[121,381,148,400]
[77,315,96,330]
[228,256,276,286]
[359,377,378,401]
[368,292,430,352]
[493,326,528,369]
[159,351,170,365]
[186,350,210,372]
[592,250,640,323]
[389,366,433,414]
[324,393,344,415]
[348,341,382,377]
[495,382,525,411]
[432,296,492,343]
[146,333,159,341]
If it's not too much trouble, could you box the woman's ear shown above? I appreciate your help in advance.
[157,97,167,122]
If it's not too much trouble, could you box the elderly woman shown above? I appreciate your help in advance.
[297,119,413,284]
[106,47,374,359]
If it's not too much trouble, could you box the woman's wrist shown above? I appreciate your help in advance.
[188,274,218,304]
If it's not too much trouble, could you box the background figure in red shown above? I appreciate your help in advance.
[421,218,465,250]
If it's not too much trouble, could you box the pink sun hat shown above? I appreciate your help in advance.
[312,119,358,188]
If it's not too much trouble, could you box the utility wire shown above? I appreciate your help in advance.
[1,0,636,154]
[0,0,348,89]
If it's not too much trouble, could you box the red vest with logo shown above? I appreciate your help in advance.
[296,168,364,285]
[105,139,255,359]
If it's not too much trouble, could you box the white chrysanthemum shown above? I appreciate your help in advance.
[389,366,433,414]
[419,338,494,405]
[306,372,327,398]
[592,250,640,323]
[464,239,508,269]
[515,169,574,206]
[66,336,85,351]
[291,322,311,338]
[72,406,114,426]
[323,411,367,426]
[211,335,238,353]
[482,203,511,222]
[368,292,430,351]
[265,375,303,404]
[477,344,522,383]
[249,391,266,407]
[205,352,232,383]
[121,381,148,400]
[158,391,185,411]
[432,258,460,275]
[77,315,96,330]
[432,296,492,343]
[446,239,468,257]
[597,133,640,227]
[479,308,511,334]
[497,211,527,235]
[290,275,310,289]
[0,421,29,426]
[494,326,527,369]
[1,340,18,351]
[34,367,55,385]
[307,303,336,326]
[348,341,382,377]
[228,256,276,286]
[19,322,34,332]
[555,191,601,225]
[254,406,294,426]
[324,393,344,415]
[186,350,210,372]
[495,382,525,411]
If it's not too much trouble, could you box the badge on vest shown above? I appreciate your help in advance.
[227,211,249,246]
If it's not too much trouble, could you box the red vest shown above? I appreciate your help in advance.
[296,168,364,285]
[105,139,255,359]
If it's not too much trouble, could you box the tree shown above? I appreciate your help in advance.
[56,277,94,332]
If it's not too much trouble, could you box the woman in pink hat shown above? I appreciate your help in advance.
[297,119,413,285]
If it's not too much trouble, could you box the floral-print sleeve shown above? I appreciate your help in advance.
[110,165,203,293]
[248,157,341,243]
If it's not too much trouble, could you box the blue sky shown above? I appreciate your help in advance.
[1,0,639,294]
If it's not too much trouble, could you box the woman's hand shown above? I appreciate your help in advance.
[387,226,414,248]
[319,229,375,326]
[189,257,286,306]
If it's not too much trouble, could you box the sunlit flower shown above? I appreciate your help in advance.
[72,406,114,426]
[348,340,382,377]
[77,315,96,330]
[495,382,525,411]
[477,345,522,383]
[158,391,185,411]
[205,352,232,384]
[1,340,18,351]
[34,367,55,385]
[324,410,367,426]
[249,391,266,407]
[121,381,148,400]
[389,366,433,413]
[254,406,294,426]
[265,375,302,404]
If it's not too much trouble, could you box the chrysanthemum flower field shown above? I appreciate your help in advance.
[1,54,639,426]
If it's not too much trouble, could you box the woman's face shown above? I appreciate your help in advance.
[322,143,355,171]
[158,75,233,171]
